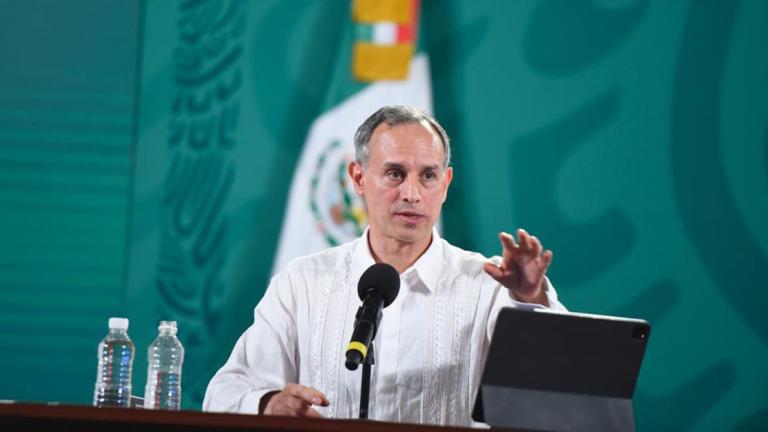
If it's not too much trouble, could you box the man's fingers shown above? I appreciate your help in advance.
[501,231,518,248]
[530,235,543,257]
[285,383,303,398]
[499,232,517,264]
[302,407,324,418]
[483,262,505,281]
[489,229,553,302]
[264,384,331,417]
[517,229,546,258]
[284,395,308,413]
[542,250,553,268]
[287,384,329,407]
[517,229,531,254]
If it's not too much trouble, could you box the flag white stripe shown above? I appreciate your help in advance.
[373,23,397,45]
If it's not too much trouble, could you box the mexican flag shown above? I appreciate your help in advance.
[272,0,433,273]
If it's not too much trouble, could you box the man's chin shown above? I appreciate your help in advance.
[392,224,431,242]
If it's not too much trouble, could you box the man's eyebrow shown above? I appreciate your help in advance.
[383,162,406,170]
[382,162,441,171]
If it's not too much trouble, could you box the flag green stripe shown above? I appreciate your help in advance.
[355,23,373,42]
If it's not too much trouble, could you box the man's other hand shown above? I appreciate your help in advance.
[261,383,330,417]
[483,228,553,306]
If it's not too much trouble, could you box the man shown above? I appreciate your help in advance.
[203,106,566,426]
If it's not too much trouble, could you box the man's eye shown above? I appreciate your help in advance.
[387,170,403,180]
[423,171,436,181]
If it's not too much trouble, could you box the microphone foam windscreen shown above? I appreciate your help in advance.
[357,263,400,307]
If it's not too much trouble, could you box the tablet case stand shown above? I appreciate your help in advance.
[473,384,635,431]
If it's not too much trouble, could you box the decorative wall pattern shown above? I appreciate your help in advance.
[154,0,245,405]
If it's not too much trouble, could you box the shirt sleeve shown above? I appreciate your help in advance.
[486,275,568,342]
[203,271,299,414]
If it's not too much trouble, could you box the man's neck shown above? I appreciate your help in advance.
[367,229,432,274]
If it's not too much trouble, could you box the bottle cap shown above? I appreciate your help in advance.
[158,320,177,333]
[108,317,129,330]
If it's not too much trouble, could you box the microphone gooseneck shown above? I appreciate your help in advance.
[345,263,400,371]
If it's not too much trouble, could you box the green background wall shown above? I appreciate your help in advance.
[0,1,766,431]
[0,0,139,403]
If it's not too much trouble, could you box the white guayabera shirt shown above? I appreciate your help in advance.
[203,229,566,426]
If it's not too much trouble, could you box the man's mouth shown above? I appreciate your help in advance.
[394,211,425,224]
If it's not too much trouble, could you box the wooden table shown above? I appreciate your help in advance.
[0,402,492,432]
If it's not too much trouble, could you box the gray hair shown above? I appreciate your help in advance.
[353,106,451,168]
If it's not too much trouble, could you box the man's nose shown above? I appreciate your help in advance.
[400,177,421,203]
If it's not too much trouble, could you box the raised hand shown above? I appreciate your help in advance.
[482,228,553,305]
[261,383,330,417]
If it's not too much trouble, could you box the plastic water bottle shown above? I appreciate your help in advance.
[144,320,184,410]
[93,317,134,407]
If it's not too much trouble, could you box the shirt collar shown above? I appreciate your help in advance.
[351,227,443,293]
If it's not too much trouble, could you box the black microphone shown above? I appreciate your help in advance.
[345,263,400,371]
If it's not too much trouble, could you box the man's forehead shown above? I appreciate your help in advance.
[370,121,443,151]
[372,120,438,138]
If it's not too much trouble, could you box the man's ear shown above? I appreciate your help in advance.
[348,160,365,196]
[441,166,453,202]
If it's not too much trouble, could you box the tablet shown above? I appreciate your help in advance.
[472,308,651,431]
